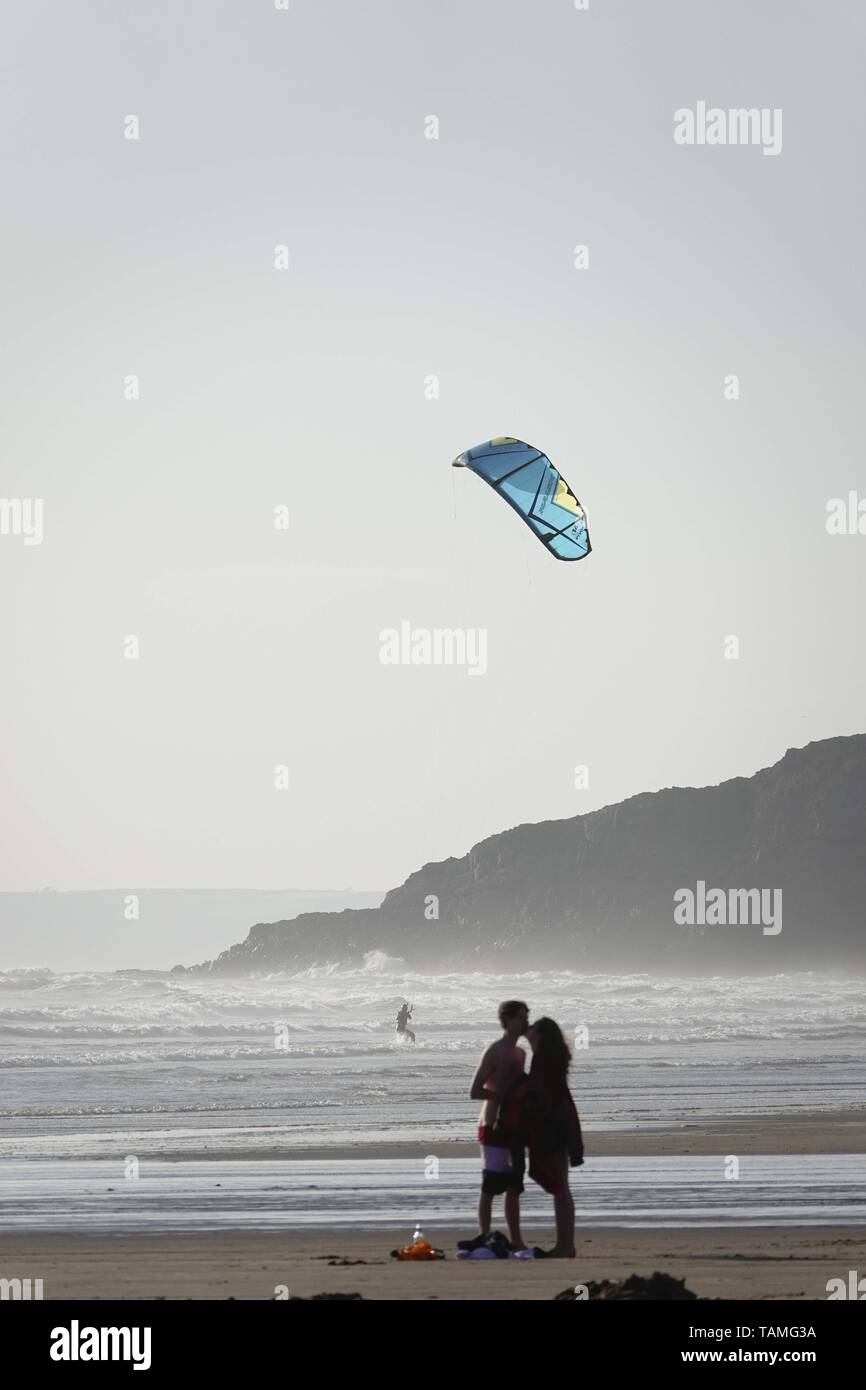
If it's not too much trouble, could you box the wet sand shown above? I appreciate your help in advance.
[159,1110,866,1161]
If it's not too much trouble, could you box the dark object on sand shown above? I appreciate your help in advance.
[457,1230,513,1258]
[554,1271,699,1301]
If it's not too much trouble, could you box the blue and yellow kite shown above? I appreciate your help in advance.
[452,437,591,562]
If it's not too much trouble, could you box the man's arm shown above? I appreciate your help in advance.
[469,1044,499,1100]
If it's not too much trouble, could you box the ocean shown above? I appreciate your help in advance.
[1,961,866,1234]
[2,962,864,1161]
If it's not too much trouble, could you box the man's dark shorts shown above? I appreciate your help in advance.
[479,1125,525,1196]
[481,1168,524,1196]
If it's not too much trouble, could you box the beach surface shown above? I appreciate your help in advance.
[2,1112,864,1300]
[3,1225,861,1301]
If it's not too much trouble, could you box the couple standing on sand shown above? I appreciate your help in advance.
[466,1000,583,1259]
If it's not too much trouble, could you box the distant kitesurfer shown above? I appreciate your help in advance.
[396,1001,415,1043]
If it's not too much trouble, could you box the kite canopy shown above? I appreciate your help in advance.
[452,437,591,561]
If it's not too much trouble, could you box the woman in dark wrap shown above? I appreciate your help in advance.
[497,1016,583,1257]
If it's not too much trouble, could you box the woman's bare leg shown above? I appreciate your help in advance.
[550,1154,575,1256]
[552,1190,575,1256]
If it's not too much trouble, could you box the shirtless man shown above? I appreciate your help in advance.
[466,999,529,1251]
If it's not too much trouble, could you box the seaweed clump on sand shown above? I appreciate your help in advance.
[554,1272,698,1301]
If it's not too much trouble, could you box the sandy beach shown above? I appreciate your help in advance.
[2,1112,863,1300]
[3,1225,862,1301]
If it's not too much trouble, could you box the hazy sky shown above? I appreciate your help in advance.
[1,0,864,893]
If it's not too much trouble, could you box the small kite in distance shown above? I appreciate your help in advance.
[452,437,591,561]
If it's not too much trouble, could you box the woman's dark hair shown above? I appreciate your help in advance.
[530,1017,571,1075]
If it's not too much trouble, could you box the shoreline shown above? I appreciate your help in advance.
[153,1110,866,1161]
